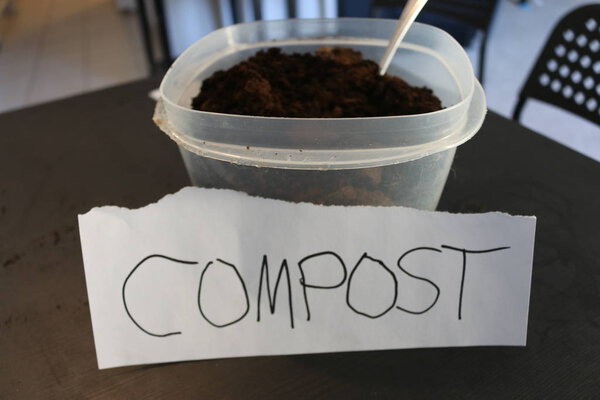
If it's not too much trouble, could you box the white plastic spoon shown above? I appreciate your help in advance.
[378,0,429,75]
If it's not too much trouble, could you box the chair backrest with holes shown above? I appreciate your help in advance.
[513,4,600,125]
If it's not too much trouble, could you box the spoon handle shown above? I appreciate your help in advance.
[378,0,429,76]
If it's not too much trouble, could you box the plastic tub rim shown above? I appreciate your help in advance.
[154,80,486,170]
[159,18,474,123]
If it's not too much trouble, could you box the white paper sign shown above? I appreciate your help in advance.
[78,187,536,369]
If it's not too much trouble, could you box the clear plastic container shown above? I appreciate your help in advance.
[154,18,486,209]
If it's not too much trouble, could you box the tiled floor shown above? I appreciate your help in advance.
[0,0,148,112]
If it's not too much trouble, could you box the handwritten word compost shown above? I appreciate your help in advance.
[122,245,509,338]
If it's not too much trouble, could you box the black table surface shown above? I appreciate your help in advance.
[1,78,599,399]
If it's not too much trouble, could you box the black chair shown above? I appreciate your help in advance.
[136,0,172,73]
[512,4,600,126]
[369,0,499,85]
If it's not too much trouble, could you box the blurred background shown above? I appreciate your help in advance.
[0,0,598,161]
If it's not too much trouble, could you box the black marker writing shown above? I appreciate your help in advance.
[298,251,347,321]
[395,247,441,315]
[122,254,198,337]
[346,253,398,319]
[441,245,511,320]
[256,255,294,328]
[122,243,516,337]
[198,258,250,328]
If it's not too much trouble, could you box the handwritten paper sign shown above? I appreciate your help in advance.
[78,187,536,369]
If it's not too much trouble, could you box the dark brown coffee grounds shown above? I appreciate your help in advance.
[191,47,442,118]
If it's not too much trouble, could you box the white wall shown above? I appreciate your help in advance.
[163,0,221,58]
[163,0,338,58]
